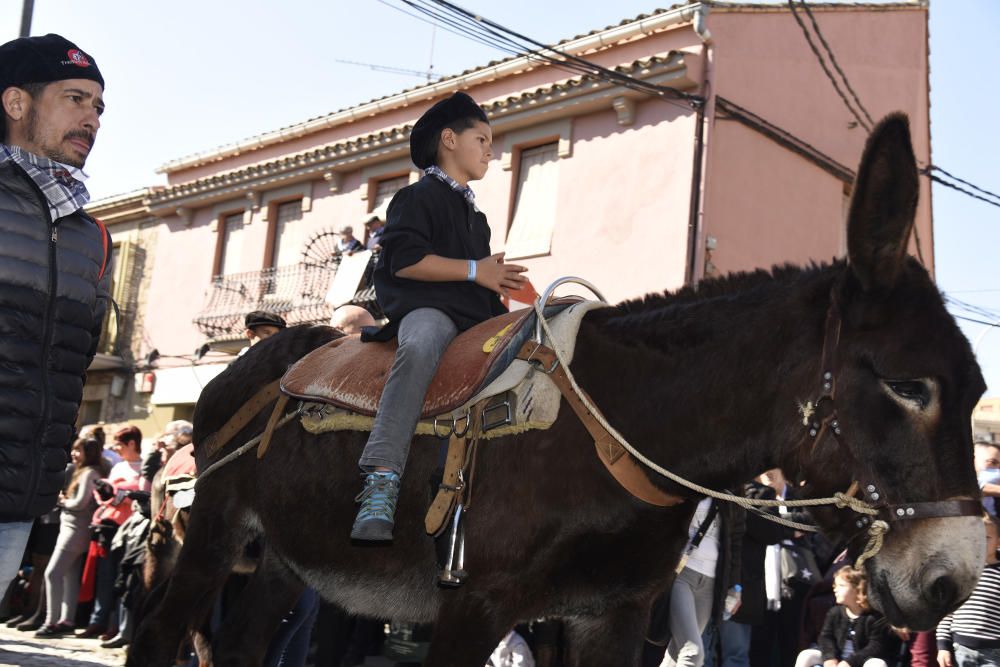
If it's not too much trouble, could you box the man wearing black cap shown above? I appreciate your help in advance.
[239,310,287,355]
[0,34,112,595]
[351,92,529,541]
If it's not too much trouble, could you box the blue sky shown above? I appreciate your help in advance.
[3,1,998,394]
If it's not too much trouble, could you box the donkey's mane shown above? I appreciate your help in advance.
[592,260,843,327]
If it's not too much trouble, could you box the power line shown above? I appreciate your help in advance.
[925,165,1000,204]
[926,172,1000,210]
[796,0,874,128]
[787,0,871,132]
[954,314,1000,328]
[412,0,703,110]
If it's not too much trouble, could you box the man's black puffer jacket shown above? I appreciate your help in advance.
[0,161,111,521]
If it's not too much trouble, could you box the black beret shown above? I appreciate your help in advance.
[409,92,488,170]
[245,311,287,330]
[0,34,104,94]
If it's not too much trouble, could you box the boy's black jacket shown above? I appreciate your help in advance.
[364,175,506,342]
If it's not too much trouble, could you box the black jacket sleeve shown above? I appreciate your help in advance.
[382,187,434,276]
[819,607,843,661]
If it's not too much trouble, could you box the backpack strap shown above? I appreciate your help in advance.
[91,216,111,280]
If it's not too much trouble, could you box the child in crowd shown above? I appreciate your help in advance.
[351,92,528,541]
[794,567,897,667]
[936,514,1000,667]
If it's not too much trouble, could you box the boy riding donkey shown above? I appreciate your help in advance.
[351,92,529,541]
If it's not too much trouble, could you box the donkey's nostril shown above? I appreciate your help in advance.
[927,574,959,612]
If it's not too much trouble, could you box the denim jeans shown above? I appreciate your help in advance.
[956,644,1000,667]
[265,588,321,667]
[719,620,752,667]
[359,308,458,475]
[0,520,33,598]
[88,554,118,627]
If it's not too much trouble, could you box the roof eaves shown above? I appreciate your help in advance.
[157,2,705,175]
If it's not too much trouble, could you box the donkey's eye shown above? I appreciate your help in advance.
[885,380,931,409]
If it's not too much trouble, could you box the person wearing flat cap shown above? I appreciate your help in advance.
[244,310,287,346]
[351,91,529,541]
[0,34,113,595]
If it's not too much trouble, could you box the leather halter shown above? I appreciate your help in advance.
[799,286,982,532]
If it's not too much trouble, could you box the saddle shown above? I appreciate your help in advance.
[280,298,582,420]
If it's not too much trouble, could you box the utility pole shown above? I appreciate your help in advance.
[20,0,34,38]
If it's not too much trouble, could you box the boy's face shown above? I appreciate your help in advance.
[440,120,492,183]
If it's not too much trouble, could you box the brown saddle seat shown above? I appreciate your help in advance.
[280,298,580,419]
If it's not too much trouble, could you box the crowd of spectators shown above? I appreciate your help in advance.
[2,385,996,667]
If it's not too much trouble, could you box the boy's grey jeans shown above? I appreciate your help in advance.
[359,307,458,475]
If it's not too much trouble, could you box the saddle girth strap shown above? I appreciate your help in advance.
[202,379,282,458]
[425,399,489,537]
[516,341,683,508]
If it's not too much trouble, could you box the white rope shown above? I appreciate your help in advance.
[530,300,879,521]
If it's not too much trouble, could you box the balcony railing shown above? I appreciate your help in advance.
[193,255,380,340]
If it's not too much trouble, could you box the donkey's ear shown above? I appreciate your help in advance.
[846,113,919,292]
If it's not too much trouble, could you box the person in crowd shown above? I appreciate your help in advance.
[488,628,536,667]
[794,567,898,667]
[330,305,377,334]
[643,497,745,667]
[35,438,103,636]
[80,425,142,640]
[936,513,1000,667]
[974,441,1000,518]
[717,480,789,667]
[264,588,321,667]
[364,214,385,251]
[140,420,191,491]
[751,469,819,667]
[337,224,365,255]
[0,33,112,597]
[351,91,527,541]
[238,310,288,357]
[245,310,287,346]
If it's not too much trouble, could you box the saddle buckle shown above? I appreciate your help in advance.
[482,398,514,432]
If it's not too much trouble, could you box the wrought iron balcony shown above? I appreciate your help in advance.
[193,254,380,340]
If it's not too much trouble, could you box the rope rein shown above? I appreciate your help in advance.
[529,300,881,526]
[195,408,301,487]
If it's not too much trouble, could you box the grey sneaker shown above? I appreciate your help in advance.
[350,471,401,541]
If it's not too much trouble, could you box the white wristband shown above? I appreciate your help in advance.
[467,259,477,282]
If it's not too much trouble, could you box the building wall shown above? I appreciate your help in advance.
[110,4,932,420]
[701,6,932,276]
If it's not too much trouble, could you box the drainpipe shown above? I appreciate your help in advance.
[685,3,714,286]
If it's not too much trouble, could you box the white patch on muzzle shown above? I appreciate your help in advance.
[865,515,985,630]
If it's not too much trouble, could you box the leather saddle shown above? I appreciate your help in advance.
[280,298,580,419]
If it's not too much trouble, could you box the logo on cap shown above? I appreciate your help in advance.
[66,49,91,68]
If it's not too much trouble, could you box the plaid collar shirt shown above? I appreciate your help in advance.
[0,143,91,221]
[424,165,478,210]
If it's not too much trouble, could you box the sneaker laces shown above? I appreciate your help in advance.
[354,472,400,522]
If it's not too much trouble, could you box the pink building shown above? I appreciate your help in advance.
[86,1,932,435]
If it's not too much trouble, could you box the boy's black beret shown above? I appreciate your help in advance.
[409,92,488,169]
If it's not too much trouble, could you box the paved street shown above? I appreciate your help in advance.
[0,626,124,667]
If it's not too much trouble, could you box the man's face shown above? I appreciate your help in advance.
[6,79,104,168]
[975,444,1000,472]
[442,120,493,183]
[247,324,282,345]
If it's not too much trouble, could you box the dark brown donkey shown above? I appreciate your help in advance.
[129,115,987,667]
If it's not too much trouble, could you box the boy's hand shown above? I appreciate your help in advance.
[475,252,527,296]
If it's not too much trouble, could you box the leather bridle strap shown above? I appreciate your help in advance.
[516,340,683,508]
[878,499,983,523]
[202,379,282,458]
